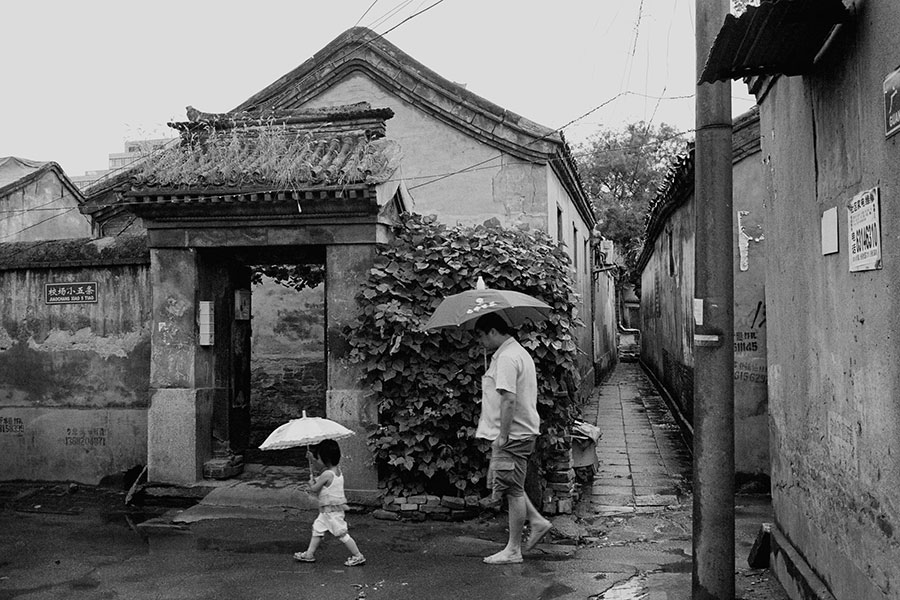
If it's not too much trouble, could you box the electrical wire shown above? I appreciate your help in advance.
[0,206,79,242]
[354,0,381,27]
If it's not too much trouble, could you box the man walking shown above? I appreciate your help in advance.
[474,313,553,564]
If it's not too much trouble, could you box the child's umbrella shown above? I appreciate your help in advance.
[258,410,356,474]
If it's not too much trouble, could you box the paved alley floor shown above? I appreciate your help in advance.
[581,361,692,516]
[570,360,788,599]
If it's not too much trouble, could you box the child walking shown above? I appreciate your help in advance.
[294,439,366,566]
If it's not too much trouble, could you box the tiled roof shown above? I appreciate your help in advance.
[699,0,849,84]
[127,103,402,194]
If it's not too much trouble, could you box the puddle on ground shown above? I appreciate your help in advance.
[593,575,648,600]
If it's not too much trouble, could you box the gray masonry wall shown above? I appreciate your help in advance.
[0,237,151,484]
[759,2,900,596]
[639,111,769,476]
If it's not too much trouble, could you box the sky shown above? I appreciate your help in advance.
[0,0,755,178]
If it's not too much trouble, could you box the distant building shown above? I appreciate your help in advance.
[70,138,176,190]
[0,156,90,242]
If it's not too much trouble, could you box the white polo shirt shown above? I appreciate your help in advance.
[475,337,540,440]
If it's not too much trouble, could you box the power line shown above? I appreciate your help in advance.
[0,206,79,242]
[354,0,380,27]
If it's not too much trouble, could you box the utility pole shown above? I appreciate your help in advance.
[693,0,734,599]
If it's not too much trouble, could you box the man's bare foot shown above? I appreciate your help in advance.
[523,519,552,551]
[483,549,523,564]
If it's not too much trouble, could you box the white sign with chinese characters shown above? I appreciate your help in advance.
[847,187,882,272]
[45,282,98,304]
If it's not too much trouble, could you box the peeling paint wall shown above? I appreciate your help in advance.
[0,261,151,483]
[640,201,696,421]
[639,111,768,475]
[305,75,552,229]
[760,2,900,596]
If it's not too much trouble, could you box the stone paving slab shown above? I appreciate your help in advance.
[578,361,692,515]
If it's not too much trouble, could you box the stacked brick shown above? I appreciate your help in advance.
[541,443,578,515]
[373,443,580,521]
[374,494,482,521]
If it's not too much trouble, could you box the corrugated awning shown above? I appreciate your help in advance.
[699,0,850,84]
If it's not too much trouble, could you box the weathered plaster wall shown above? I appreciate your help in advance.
[640,201,696,420]
[639,118,768,475]
[0,260,151,483]
[593,269,617,378]
[0,170,91,241]
[548,168,598,388]
[760,3,900,596]
[732,155,768,475]
[303,74,551,229]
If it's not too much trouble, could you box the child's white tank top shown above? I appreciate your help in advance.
[319,470,347,508]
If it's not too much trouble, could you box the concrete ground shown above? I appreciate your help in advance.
[0,361,788,600]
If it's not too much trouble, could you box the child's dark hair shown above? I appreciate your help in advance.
[474,313,513,336]
[311,439,341,466]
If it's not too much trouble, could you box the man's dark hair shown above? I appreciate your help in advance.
[311,439,341,466]
[474,313,512,335]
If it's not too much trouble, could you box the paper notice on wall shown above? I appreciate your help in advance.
[847,187,882,272]
[821,207,838,255]
[693,299,703,326]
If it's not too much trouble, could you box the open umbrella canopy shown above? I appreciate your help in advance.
[423,277,552,331]
[258,411,355,450]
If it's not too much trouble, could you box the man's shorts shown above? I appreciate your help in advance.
[312,509,349,538]
[487,436,536,498]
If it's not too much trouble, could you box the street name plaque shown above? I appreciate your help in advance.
[45,282,98,304]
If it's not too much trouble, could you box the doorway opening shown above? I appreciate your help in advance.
[235,247,326,467]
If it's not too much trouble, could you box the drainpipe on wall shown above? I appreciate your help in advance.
[693,1,735,599]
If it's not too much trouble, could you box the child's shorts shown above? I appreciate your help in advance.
[312,510,349,538]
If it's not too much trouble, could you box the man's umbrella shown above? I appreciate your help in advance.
[422,277,552,330]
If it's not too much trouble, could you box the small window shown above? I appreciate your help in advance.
[556,205,564,242]
[572,224,579,271]
[667,229,675,276]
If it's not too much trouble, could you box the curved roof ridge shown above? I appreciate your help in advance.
[233,27,563,157]
[231,27,592,225]
[0,159,83,203]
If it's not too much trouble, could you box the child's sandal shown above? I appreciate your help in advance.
[344,554,366,567]
[293,551,316,562]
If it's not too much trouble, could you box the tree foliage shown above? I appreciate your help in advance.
[345,213,584,497]
[250,264,324,291]
[574,121,687,281]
